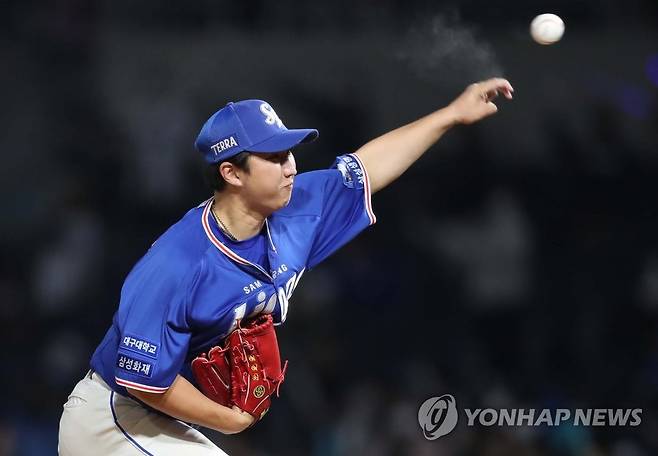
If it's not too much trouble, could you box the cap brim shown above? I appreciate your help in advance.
[247,129,318,153]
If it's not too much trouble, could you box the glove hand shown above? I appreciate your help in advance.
[191,345,231,406]
[191,314,288,423]
[227,314,288,420]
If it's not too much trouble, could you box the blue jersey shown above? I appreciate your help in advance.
[90,154,376,395]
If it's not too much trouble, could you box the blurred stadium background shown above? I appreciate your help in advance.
[2,0,658,454]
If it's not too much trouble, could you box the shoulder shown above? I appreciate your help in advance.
[126,203,213,284]
[155,203,211,255]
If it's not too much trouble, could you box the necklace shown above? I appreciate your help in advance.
[211,201,239,242]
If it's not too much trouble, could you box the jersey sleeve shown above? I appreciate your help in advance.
[113,250,199,394]
[307,153,376,269]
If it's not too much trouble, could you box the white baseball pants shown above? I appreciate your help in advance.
[58,371,228,455]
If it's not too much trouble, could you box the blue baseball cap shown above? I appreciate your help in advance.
[194,100,319,163]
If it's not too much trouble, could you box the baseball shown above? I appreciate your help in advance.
[530,13,565,45]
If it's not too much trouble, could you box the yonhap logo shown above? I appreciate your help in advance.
[418,394,459,440]
[417,393,642,441]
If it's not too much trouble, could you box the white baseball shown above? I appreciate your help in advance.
[530,13,565,45]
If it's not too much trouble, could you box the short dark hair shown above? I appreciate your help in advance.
[203,152,251,192]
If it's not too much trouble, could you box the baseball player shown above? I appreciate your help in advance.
[58,78,513,455]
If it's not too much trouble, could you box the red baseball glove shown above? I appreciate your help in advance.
[191,314,288,421]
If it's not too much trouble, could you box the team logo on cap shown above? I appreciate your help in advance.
[260,103,284,128]
[211,135,239,156]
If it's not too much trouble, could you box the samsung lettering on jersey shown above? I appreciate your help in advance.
[210,135,239,155]
[243,280,263,294]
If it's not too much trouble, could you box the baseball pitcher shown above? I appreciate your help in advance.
[58,78,513,455]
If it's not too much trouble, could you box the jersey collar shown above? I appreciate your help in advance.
[201,198,275,280]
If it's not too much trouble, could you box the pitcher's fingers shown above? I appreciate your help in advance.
[484,89,500,102]
[478,78,514,96]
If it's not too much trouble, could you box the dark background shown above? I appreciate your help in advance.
[2,0,658,455]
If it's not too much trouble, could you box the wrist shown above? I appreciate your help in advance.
[441,104,463,127]
[235,408,256,429]
[211,406,243,434]
[219,407,255,434]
